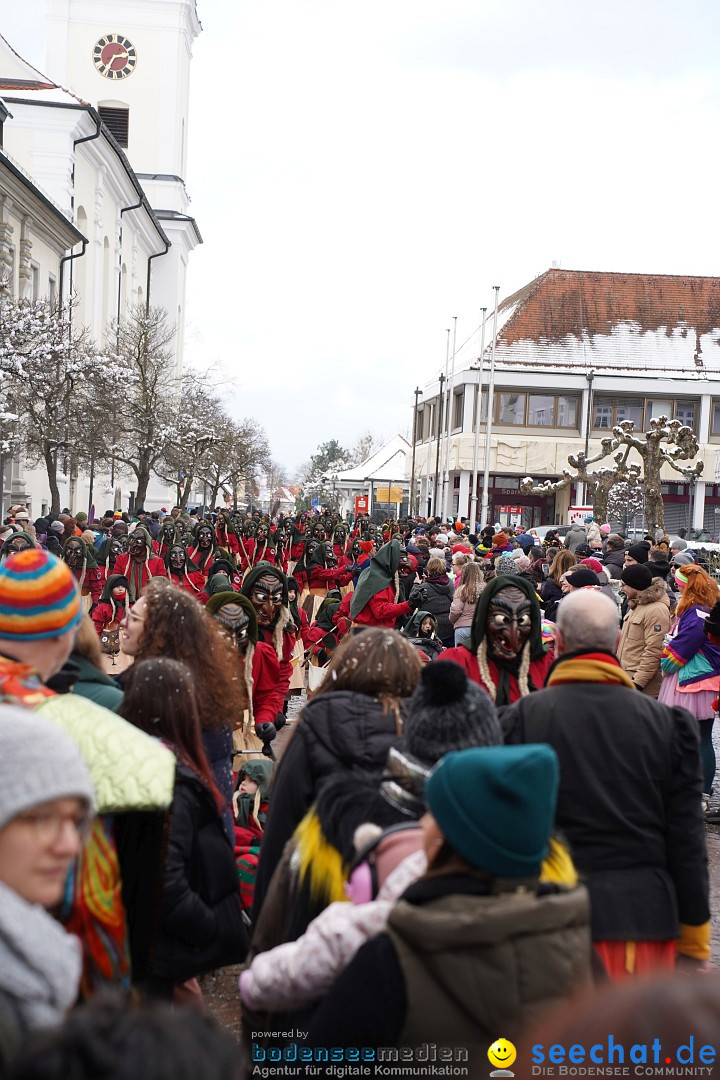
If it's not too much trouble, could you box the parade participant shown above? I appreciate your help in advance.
[62,537,103,609]
[0,530,36,560]
[332,523,350,561]
[197,557,243,604]
[91,574,130,659]
[302,542,354,621]
[96,535,127,583]
[302,591,347,665]
[249,522,274,568]
[112,528,165,602]
[659,564,720,801]
[163,544,206,598]
[119,578,243,840]
[440,575,554,706]
[214,510,241,558]
[290,537,318,594]
[241,563,296,713]
[187,522,217,579]
[402,610,444,661]
[205,589,283,758]
[156,520,181,559]
[349,539,414,629]
[504,589,710,978]
[303,745,590,1060]
[0,709,94,1070]
[252,629,421,919]
[617,564,670,696]
[118,658,248,995]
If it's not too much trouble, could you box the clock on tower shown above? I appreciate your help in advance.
[92,34,137,80]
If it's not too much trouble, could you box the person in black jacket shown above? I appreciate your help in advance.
[602,533,627,579]
[118,657,247,996]
[251,629,421,920]
[409,557,454,647]
[502,588,710,978]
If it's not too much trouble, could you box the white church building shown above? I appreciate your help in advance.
[0,0,202,515]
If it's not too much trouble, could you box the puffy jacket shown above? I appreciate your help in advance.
[304,876,591,1057]
[409,575,454,643]
[448,591,477,628]
[65,654,124,713]
[617,578,671,696]
[252,691,403,916]
[151,763,248,984]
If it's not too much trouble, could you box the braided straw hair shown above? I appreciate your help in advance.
[476,638,532,700]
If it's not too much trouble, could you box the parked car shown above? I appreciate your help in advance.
[532,525,571,542]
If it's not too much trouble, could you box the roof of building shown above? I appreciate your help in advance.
[335,434,410,485]
[479,268,720,379]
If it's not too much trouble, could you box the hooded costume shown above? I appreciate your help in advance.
[91,574,130,654]
[113,527,166,602]
[205,591,284,733]
[241,563,297,702]
[349,540,412,629]
[163,545,206,597]
[62,537,103,607]
[214,514,241,558]
[439,576,554,706]
[187,522,218,577]
[0,530,36,561]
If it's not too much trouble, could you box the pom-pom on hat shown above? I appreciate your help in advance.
[0,549,82,641]
[404,662,502,764]
[426,744,559,877]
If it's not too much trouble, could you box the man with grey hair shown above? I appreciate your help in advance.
[503,589,710,978]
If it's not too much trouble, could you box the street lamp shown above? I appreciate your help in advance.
[409,387,423,517]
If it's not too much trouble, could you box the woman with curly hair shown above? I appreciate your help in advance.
[119,578,245,838]
[659,563,720,801]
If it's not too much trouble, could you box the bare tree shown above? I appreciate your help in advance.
[197,415,270,511]
[154,375,220,508]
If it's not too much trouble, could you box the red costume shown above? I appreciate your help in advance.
[439,646,554,705]
[112,554,166,599]
[351,586,411,629]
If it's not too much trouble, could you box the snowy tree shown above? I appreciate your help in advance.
[0,289,111,513]
[154,375,220,508]
[296,439,352,511]
[108,306,179,510]
[612,417,703,534]
[196,415,270,511]
[607,480,645,531]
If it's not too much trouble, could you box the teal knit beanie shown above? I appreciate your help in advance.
[425,744,559,877]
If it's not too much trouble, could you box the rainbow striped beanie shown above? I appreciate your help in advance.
[0,549,82,641]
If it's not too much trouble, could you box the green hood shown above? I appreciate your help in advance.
[465,575,545,661]
[241,561,288,604]
[62,536,98,568]
[349,539,402,619]
[205,591,258,644]
[402,610,436,638]
[0,531,36,559]
[314,590,342,631]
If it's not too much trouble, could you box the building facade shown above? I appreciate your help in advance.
[410,270,720,535]
[0,0,201,515]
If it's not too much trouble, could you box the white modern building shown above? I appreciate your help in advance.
[0,0,202,515]
[410,269,720,536]
[333,434,410,520]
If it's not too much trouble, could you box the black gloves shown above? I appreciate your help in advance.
[255,722,277,743]
[274,711,287,731]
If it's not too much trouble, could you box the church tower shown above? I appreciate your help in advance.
[44,0,201,178]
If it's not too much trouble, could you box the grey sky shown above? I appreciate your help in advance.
[5,1,720,472]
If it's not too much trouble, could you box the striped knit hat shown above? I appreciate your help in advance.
[0,549,82,641]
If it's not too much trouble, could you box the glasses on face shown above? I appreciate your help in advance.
[121,608,145,628]
[14,808,92,845]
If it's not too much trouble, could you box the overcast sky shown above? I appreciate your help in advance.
[5,1,720,474]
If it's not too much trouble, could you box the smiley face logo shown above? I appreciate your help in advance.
[488,1038,517,1075]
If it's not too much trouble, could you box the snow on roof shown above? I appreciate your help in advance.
[482,269,720,379]
[335,435,410,484]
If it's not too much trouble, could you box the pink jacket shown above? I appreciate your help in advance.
[238,850,427,1011]
[449,591,477,628]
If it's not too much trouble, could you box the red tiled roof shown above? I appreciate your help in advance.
[490,269,720,375]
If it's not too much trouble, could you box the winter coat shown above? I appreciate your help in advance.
[503,675,710,942]
[240,850,426,1012]
[603,548,626,578]
[586,522,602,544]
[304,875,591,1057]
[409,575,454,643]
[564,524,587,553]
[617,578,671,696]
[448,591,477,628]
[252,691,403,917]
[351,584,411,629]
[440,645,554,705]
[540,578,564,622]
[150,763,248,984]
[66,654,124,712]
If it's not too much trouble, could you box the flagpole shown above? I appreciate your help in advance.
[442,316,458,521]
[480,286,500,528]
[435,329,450,515]
[469,308,487,529]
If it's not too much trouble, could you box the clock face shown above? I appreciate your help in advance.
[93,35,137,80]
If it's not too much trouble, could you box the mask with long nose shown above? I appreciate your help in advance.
[486,585,532,662]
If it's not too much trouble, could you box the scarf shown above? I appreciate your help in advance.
[349,539,402,619]
[545,650,635,689]
[0,880,82,1033]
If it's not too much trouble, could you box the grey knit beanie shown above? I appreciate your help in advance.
[404,663,502,764]
[0,707,94,829]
